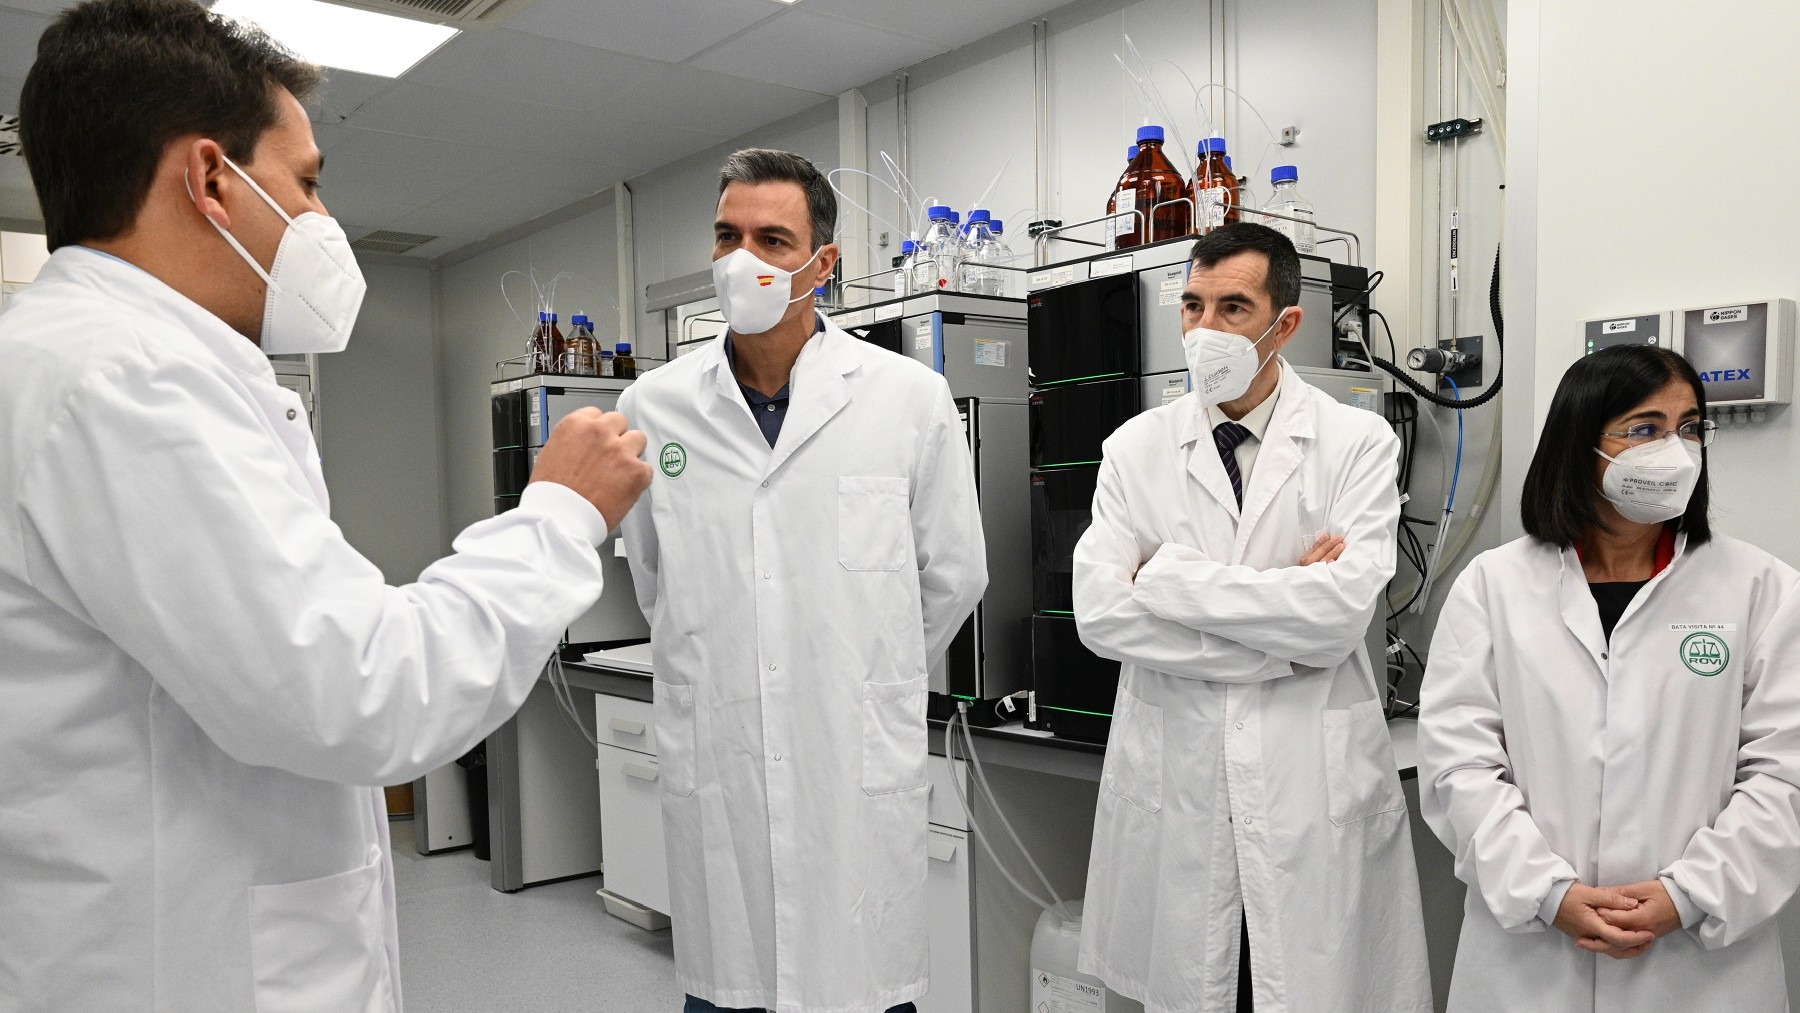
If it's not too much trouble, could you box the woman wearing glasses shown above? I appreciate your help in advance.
[1417,345,1800,1013]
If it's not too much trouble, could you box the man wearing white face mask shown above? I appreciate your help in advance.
[0,2,652,1008]
[1419,345,1800,1013]
[1072,223,1432,1012]
[617,149,986,1013]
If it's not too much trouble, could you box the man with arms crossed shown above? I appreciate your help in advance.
[1073,223,1432,1012]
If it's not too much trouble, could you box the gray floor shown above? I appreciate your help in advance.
[391,818,684,1012]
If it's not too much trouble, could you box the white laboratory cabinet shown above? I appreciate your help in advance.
[922,756,975,1013]
[594,693,671,927]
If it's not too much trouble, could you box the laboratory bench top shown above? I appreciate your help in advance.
[563,652,1420,783]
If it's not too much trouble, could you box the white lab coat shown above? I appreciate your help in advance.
[618,320,986,1013]
[1073,360,1433,1013]
[1418,532,1800,1013]
[0,247,610,1011]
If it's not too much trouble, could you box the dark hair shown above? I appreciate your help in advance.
[717,148,837,251]
[20,0,322,251]
[1521,344,1711,547]
[1187,222,1302,309]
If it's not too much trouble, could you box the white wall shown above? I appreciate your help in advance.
[434,199,622,538]
[1506,0,1800,564]
[1505,0,1800,996]
[316,259,447,584]
[857,0,1380,279]
[626,102,840,347]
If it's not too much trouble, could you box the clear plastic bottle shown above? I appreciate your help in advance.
[1107,125,1190,250]
[1189,135,1242,234]
[1261,165,1316,253]
[613,343,637,380]
[919,205,960,291]
[895,239,919,296]
[598,346,615,378]
[957,209,1004,296]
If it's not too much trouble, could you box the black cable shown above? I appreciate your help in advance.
[1346,246,1505,412]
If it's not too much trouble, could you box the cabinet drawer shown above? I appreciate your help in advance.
[928,755,971,832]
[594,694,657,756]
[920,826,974,1013]
[595,743,671,918]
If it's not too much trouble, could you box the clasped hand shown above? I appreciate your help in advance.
[1553,881,1683,960]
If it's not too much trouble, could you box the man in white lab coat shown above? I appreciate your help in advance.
[0,2,651,1009]
[618,149,987,1013]
[1072,223,1433,1012]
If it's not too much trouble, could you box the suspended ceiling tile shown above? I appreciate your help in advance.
[344,81,579,150]
[688,9,944,96]
[323,126,503,187]
[798,0,1054,49]
[401,27,669,113]
[0,0,74,15]
[505,0,787,64]
[0,73,24,113]
[315,152,474,222]
[310,68,400,125]
[0,8,51,74]
[610,64,822,138]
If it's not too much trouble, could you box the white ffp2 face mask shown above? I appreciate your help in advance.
[1182,309,1289,406]
[191,158,367,354]
[712,245,824,336]
[1595,435,1703,524]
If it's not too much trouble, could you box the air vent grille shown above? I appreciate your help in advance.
[352,230,439,255]
[323,0,522,25]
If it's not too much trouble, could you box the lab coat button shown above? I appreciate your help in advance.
[761,481,769,488]
[286,408,297,420]
[1244,817,1253,825]
[1601,652,1608,660]
[1235,722,1244,730]
[774,753,783,761]
[768,663,777,671]
[764,572,772,580]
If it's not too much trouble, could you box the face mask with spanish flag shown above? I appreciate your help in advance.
[710,244,825,336]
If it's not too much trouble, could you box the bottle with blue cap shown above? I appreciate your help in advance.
[530,310,566,375]
[920,204,961,291]
[1188,135,1241,234]
[957,209,1005,296]
[562,312,599,376]
[1261,165,1316,253]
[895,238,919,297]
[1107,124,1190,250]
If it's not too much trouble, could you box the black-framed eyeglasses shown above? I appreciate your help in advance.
[1597,419,1718,448]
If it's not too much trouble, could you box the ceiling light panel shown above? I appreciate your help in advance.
[212,0,458,78]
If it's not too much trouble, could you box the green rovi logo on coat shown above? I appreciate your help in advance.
[1680,632,1729,676]
[659,442,687,478]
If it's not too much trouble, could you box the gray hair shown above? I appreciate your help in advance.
[717,148,837,251]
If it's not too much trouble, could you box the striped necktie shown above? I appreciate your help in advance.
[1213,421,1252,508]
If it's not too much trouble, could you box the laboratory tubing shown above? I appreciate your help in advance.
[1262,165,1316,253]
[562,313,599,376]
[1107,125,1189,250]
[1189,135,1241,234]
[613,343,638,379]
[957,209,1005,297]
[530,311,566,375]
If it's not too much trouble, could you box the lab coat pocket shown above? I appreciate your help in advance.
[862,675,930,795]
[1102,689,1163,813]
[1322,699,1405,826]
[248,853,395,1013]
[655,680,698,797]
[839,476,911,572]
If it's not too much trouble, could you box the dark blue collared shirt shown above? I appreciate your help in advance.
[724,316,823,448]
